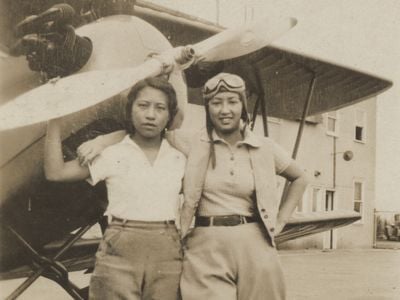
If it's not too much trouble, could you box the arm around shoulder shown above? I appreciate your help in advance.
[77,130,126,165]
[165,128,194,156]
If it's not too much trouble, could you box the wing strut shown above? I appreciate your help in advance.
[5,223,96,300]
[250,66,269,137]
[250,96,260,131]
[280,70,317,205]
[257,67,270,137]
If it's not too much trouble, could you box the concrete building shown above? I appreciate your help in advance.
[276,97,377,250]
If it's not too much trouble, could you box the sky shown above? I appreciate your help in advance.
[148,0,400,211]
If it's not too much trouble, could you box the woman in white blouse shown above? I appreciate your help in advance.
[44,77,186,300]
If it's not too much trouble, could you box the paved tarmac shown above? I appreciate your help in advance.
[1,249,399,299]
[281,249,400,300]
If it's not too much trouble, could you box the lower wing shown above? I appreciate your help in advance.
[276,210,361,244]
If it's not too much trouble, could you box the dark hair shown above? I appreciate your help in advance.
[205,89,249,169]
[125,77,178,135]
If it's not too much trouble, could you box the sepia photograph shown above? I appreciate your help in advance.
[0,0,399,299]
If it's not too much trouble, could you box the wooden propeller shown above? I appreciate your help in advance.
[0,15,297,130]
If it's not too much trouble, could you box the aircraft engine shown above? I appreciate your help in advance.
[10,4,93,79]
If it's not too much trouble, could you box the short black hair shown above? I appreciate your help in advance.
[125,77,178,135]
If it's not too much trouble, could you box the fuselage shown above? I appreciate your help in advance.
[0,15,187,272]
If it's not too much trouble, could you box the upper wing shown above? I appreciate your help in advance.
[224,47,393,120]
[185,45,392,120]
[135,2,391,119]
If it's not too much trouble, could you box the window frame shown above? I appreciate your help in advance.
[311,186,322,212]
[353,179,365,224]
[325,111,339,137]
[354,109,367,143]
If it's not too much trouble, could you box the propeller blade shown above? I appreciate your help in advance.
[0,60,164,130]
[193,16,297,62]
[0,15,297,130]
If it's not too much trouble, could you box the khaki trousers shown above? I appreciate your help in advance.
[89,221,182,300]
[181,223,286,300]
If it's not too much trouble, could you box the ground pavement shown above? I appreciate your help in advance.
[1,249,399,299]
[281,249,400,300]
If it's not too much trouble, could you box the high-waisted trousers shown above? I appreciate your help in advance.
[89,220,182,300]
[180,222,286,300]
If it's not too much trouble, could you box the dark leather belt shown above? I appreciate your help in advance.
[195,215,261,227]
[111,216,175,226]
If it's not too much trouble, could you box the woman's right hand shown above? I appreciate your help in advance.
[77,130,127,166]
[77,135,107,166]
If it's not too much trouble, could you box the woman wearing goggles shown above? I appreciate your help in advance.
[203,73,246,97]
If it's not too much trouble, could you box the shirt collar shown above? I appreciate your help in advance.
[240,128,261,148]
[121,134,169,152]
[121,134,138,148]
[199,127,261,148]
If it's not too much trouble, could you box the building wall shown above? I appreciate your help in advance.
[271,97,377,249]
[182,96,377,249]
[333,98,377,248]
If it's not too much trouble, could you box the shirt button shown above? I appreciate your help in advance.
[230,156,234,161]
[260,208,266,212]
[230,170,234,176]
[264,214,268,219]
[270,227,275,232]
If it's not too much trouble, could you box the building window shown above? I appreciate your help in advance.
[325,190,335,212]
[355,126,363,140]
[296,187,309,213]
[296,197,304,212]
[353,181,364,220]
[354,110,366,143]
[326,111,338,136]
[312,188,321,212]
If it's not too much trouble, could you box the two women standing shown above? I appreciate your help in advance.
[46,73,309,300]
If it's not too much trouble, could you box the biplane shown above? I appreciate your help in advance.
[0,1,392,299]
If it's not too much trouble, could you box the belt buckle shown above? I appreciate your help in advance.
[222,215,240,226]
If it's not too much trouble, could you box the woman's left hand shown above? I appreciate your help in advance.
[77,136,106,166]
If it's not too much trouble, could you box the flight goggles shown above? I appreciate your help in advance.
[203,73,245,98]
